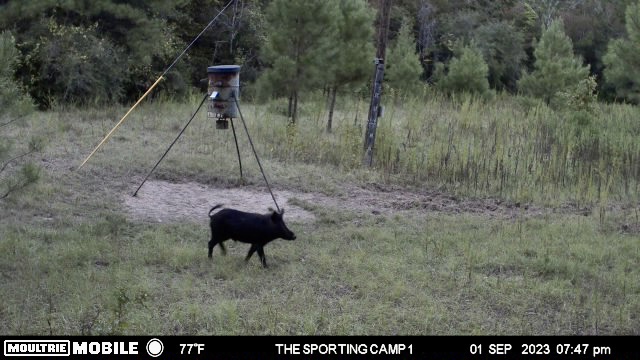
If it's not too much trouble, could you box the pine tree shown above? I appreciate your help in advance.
[385,19,423,93]
[518,20,590,105]
[603,0,640,103]
[474,21,526,92]
[436,41,491,97]
[259,0,338,124]
[326,0,375,132]
[174,0,267,88]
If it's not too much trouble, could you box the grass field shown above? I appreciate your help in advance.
[0,93,638,335]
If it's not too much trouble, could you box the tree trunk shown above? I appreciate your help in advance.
[327,86,338,133]
[288,94,293,118]
[291,91,298,124]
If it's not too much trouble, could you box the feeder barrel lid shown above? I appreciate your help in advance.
[207,65,241,73]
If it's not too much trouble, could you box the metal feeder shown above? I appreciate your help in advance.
[131,65,247,197]
[205,64,244,178]
[207,65,240,129]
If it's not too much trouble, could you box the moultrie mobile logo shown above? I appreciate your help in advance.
[4,340,71,357]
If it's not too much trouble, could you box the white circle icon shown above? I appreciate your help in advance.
[146,338,164,357]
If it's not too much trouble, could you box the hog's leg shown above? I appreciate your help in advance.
[245,243,257,262]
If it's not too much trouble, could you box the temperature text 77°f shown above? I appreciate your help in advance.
[180,343,205,355]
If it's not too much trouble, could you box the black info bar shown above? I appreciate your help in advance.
[2,336,637,359]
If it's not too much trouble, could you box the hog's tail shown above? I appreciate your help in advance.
[209,204,224,217]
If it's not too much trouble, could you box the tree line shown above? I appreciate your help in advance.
[2,0,640,116]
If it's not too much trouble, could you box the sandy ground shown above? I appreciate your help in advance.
[124,180,316,223]
[123,180,591,224]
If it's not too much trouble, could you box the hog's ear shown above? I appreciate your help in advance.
[271,211,280,222]
[280,208,285,215]
[268,207,275,213]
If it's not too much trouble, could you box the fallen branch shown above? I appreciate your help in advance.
[0,115,26,128]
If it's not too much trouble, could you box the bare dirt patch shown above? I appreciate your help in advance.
[124,180,316,223]
[123,180,594,225]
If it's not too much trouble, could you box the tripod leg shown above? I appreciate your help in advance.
[132,93,209,197]
[229,118,243,179]
[232,95,281,213]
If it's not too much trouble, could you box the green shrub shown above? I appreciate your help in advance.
[436,41,492,98]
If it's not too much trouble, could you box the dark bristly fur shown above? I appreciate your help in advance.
[208,204,296,268]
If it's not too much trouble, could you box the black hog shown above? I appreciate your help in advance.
[208,204,296,267]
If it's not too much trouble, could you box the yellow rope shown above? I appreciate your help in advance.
[78,76,165,169]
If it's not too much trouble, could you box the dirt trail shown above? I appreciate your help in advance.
[124,180,591,224]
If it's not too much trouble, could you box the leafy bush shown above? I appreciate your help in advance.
[22,21,126,107]
[0,31,32,118]
[0,31,41,199]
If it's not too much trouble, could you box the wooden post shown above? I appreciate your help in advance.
[363,0,392,167]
